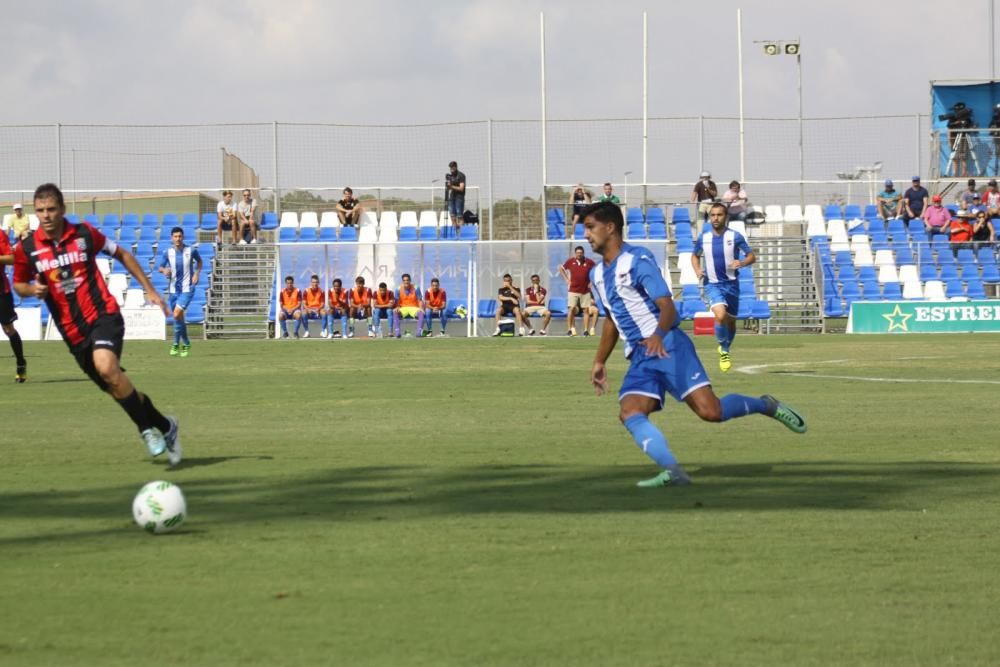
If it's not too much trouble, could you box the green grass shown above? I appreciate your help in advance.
[2,333,999,666]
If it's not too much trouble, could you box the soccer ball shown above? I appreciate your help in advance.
[132,481,187,534]
[454,305,468,319]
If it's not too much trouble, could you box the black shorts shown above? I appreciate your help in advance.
[499,301,517,316]
[68,314,126,391]
[0,291,16,326]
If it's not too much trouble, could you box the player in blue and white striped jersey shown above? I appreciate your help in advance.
[158,227,202,358]
[692,202,755,373]
[583,202,806,488]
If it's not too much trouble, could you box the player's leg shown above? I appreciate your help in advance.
[514,307,525,336]
[176,291,193,354]
[415,308,424,336]
[619,392,690,488]
[587,302,598,336]
[541,308,551,335]
[293,310,302,337]
[492,305,502,336]
[582,303,591,336]
[278,310,289,337]
[301,310,311,337]
[393,309,402,338]
[339,309,348,338]
[566,294,577,336]
[1,296,26,382]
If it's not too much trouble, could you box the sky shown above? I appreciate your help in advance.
[2,0,996,124]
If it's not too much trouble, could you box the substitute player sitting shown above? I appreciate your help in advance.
[394,273,424,338]
[278,275,303,338]
[692,202,755,373]
[521,273,551,336]
[372,282,396,338]
[349,276,373,338]
[423,277,448,337]
[326,278,350,339]
[158,226,202,358]
[300,274,325,339]
[582,201,805,488]
[13,183,181,463]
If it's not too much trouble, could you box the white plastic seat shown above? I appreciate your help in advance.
[381,211,401,229]
[360,211,379,228]
[358,225,378,243]
[874,249,895,267]
[279,212,299,228]
[898,265,919,284]
[398,211,419,228]
[764,205,784,223]
[107,274,128,304]
[96,257,112,277]
[418,211,438,228]
[850,234,870,250]
[677,252,699,285]
[319,212,340,228]
[805,217,827,238]
[1,214,12,230]
[783,205,804,223]
[854,246,874,267]
[902,280,923,299]
[299,212,319,229]
[877,264,899,284]
[29,214,39,230]
[728,220,747,238]
[924,280,946,300]
[124,288,146,308]
[804,204,823,222]
[377,225,398,243]
[827,220,849,245]
[438,211,451,227]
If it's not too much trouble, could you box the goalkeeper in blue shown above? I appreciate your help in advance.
[582,202,806,488]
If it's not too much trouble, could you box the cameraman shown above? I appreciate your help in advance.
[942,102,975,177]
[990,104,1000,173]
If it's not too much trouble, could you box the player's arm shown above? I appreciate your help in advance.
[0,252,12,266]
[591,315,619,396]
[191,252,203,286]
[115,246,168,315]
[691,249,704,281]
[558,264,570,284]
[731,238,756,270]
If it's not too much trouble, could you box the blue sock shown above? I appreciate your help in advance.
[173,325,181,345]
[294,319,301,336]
[726,325,736,350]
[719,394,768,421]
[281,319,288,336]
[301,318,309,335]
[340,315,348,337]
[178,320,189,345]
[715,324,729,351]
[623,414,677,467]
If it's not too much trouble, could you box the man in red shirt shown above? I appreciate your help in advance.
[521,273,551,336]
[559,245,597,336]
[0,231,28,382]
[423,277,449,337]
[949,211,974,257]
[12,183,181,463]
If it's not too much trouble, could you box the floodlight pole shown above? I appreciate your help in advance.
[540,12,548,230]
[796,46,804,211]
[642,11,648,211]
[737,8,745,182]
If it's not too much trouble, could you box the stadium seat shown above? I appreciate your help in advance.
[860,279,880,299]
[843,204,862,220]
[182,213,198,227]
[901,279,923,300]
[418,227,438,241]
[960,263,979,280]
[356,226,377,242]
[123,288,146,308]
[418,211,438,228]
[804,204,824,221]
[887,218,906,237]
[626,222,646,239]
[938,264,959,281]
[397,227,417,241]
[318,227,338,242]
[677,252,699,285]
[459,225,479,240]
[547,222,566,240]
[65,213,80,224]
[841,281,861,303]
[477,299,497,318]
[162,214,178,228]
[339,226,358,241]
[626,207,644,224]
[827,220,849,246]
[751,300,771,319]
[805,216,826,238]
[980,259,1000,283]
[874,249,895,267]
[278,227,298,242]
[671,206,691,224]
[680,299,703,320]
[440,226,457,240]
[547,298,567,317]
[377,224,397,242]
[882,282,902,300]
[319,212,340,228]
[923,280,946,300]
[919,263,937,281]
[547,208,565,225]
[646,207,666,224]
[83,213,99,226]
[398,211,418,229]
[945,279,965,298]
[382,211,402,229]
[863,204,879,218]
[836,264,855,282]
[895,245,914,265]
[647,223,667,240]
[573,223,585,239]
[118,227,137,244]
[159,226,176,241]
[783,205,804,223]
[681,284,701,301]
[956,248,976,264]
[854,245,874,267]
[898,265,919,284]
[823,204,842,220]
[279,212,299,228]
[139,227,158,242]
[764,205,784,223]
[141,214,158,227]
[877,264,899,283]
[299,212,319,229]
[260,212,279,230]
[728,220,747,238]
[200,213,217,230]
[356,211,377,228]
[298,227,317,242]
[967,279,987,299]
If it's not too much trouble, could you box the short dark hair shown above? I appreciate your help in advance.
[574,245,585,253]
[344,186,353,194]
[448,161,458,168]
[502,273,512,280]
[530,274,540,280]
[709,202,729,218]
[333,278,342,286]
[222,189,233,196]
[603,182,612,187]
[378,282,387,289]
[402,273,411,281]
[285,275,294,282]
[431,278,440,284]
[171,226,183,236]
[310,274,319,281]
[729,180,740,188]
[355,276,365,283]
[33,183,64,208]
[579,201,624,237]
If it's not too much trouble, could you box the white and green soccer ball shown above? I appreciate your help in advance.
[454,305,468,319]
[132,481,187,534]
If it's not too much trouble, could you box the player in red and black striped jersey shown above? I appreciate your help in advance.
[12,183,183,465]
[0,231,28,382]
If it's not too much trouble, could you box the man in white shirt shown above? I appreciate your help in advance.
[237,189,258,244]
[216,190,237,245]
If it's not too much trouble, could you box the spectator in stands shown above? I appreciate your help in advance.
[336,187,363,227]
[394,273,424,338]
[559,245,597,336]
[982,179,1000,217]
[877,179,901,221]
[597,183,621,205]
[423,278,449,337]
[721,180,749,222]
[9,203,30,240]
[901,176,929,223]
[492,273,525,336]
[949,211,974,256]
[237,189,258,244]
[372,282,396,338]
[958,179,980,209]
[923,195,952,237]
[349,276,373,338]
[326,278,349,338]
[569,184,592,227]
[216,190,237,245]
[278,275,303,339]
[521,273,551,336]
[445,161,466,230]
[972,210,996,249]
[690,171,718,223]
[300,274,325,338]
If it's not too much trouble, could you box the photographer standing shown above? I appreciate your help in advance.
[445,161,466,231]
[690,171,718,224]
[989,103,1000,174]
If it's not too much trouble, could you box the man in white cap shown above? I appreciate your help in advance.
[9,203,30,240]
[691,171,718,224]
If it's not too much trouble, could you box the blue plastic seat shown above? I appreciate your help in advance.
[824,205,842,220]
[547,223,566,240]
[339,227,358,241]
[960,263,980,280]
[66,214,81,224]
[834,251,853,267]
[681,284,701,300]
[887,219,906,236]
[736,299,753,319]
[673,222,693,239]
[419,227,438,241]
[647,223,667,240]
[841,281,861,301]
[671,207,691,224]
[260,212,279,230]
[162,214,179,227]
[626,207,645,224]
[844,204,862,219]
[547,208,565,224]
[181,213,198,227]
[751,300,771,319]
[101,214,120,227]
[824,297,843,317]
[118,227,137,243]
[646,207,666,224]
[967,279,987,299]
[955,248,976,264]
[882,282,902,300]
[895,246,914,264]
[298,228,317,242]
[627,222,646,239]
[477,299,497,318]
[861,279,880,299]
[939,264,959,281]
[919,263,937,281]
[445,299,468,319]
[318,227,337,242]
[82,214,99,226]
[139,227,158,242]
[141,214,158,227]
[547,297,567,317]
[398,227,418,241]
[675,237,694,253]
[945,279,965,298]
[573,223,586,239]
[200,213,217,229]
[857,266,877,282]
[278,227,298,243]
[159,226,176,241]
[836,264,855,282]
[680,299,703,320]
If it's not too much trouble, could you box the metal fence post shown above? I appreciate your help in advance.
[915,113,922,176]
[487,118,494,241]
[272,121,279,215]
[55,123,62,188]
[698,116,704,174]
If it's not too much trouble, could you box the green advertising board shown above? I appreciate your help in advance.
[848,301,1000,334]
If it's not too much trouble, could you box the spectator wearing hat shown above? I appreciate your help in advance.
[982,179,1000,217]
[902,176,929,224]
[923,195,951,237]
[8,203,30,240]
[876,180,901,221]
[691,171,718,223]
[949,209,975,256]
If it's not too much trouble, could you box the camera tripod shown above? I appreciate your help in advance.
[945,131,980,177]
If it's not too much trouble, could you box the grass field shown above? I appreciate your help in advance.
[2,332,999,666]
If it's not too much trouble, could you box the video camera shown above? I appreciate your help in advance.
[990,103,1000,129]
[939,102,975,130]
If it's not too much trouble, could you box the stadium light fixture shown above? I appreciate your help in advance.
[762,42,779,56]
[784,42,800,56]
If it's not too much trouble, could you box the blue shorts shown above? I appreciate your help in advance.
[281,308,300,318]
[619,329,710,410]
[448,196,465,218]
[305,309,323,320]
[329,307,347,318]
[704,280,740,315]
[168,292,194,312]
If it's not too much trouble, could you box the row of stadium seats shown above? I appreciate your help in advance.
[277,225,479,242]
